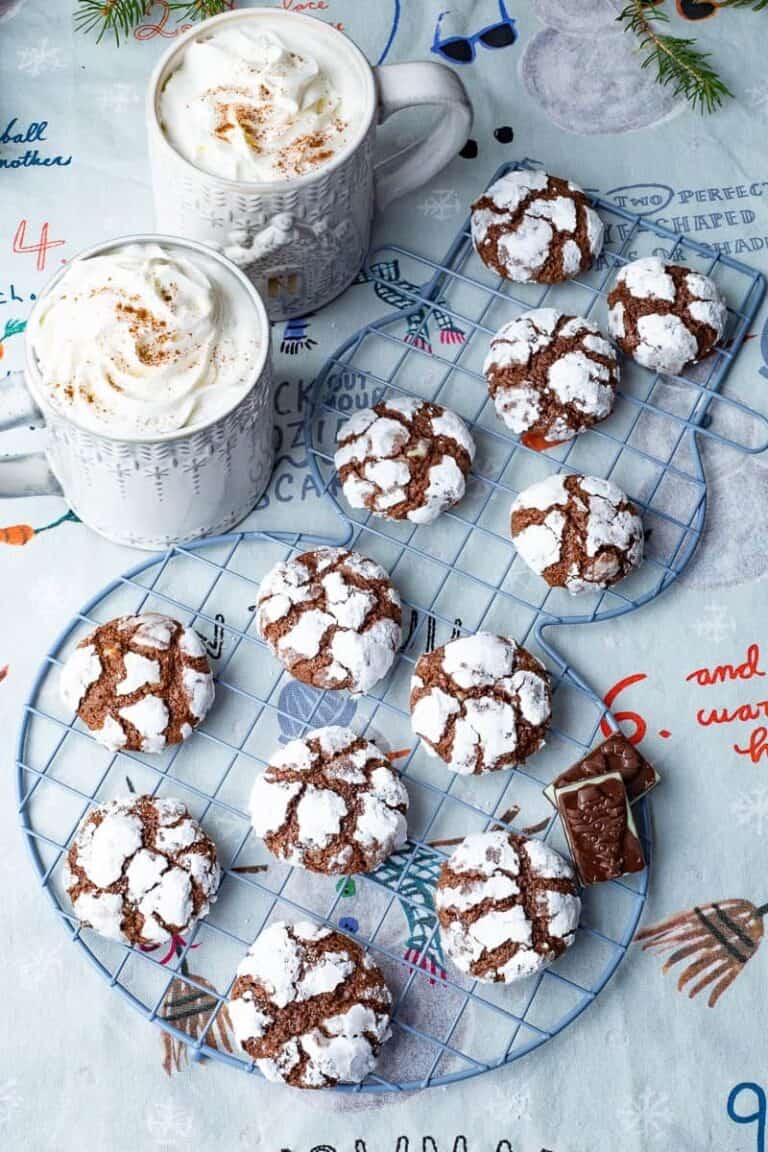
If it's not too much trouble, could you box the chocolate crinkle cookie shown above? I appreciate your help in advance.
[255,547,402,695]
[410,632,551,775]
[250,725,408,874]
[510,473,644,594]
[334,395,476,525]
[230,920,392,1088]
[484,308,619,443]
[60,612,214,753]
[607,256,727,376]
[436,830,581,983]
[63,795,220,946]
[471,168,603,284]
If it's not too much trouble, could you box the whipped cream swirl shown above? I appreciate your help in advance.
[28,243,260,437]
[159,25,354,182]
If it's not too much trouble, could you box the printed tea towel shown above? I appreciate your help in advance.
[2,2,768,1150]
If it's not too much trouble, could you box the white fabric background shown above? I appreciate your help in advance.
[2,2,768,1149]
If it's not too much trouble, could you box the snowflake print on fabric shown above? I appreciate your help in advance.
[692,602,731,642]
[145,1100,195,1148]
[354,260,465,354]
[617,1087,674,1139]
[746,81,768,109]
[96,83,139,112]
[732,789,768,837]
[418,189,461,222]
[17,940,66,993]
[0,1079,22,1125]
[16,38,66,76]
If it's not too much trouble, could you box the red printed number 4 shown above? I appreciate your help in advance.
[12,220,65,272]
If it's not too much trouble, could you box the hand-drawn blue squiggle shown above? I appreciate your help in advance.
[376,0,400,65]
[727,1082,766,1152]
[603,183,675,215]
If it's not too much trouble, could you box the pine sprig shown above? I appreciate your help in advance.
[167,0,231,20]
[617,1,733,115]
[74,0,230,45]
[74,0,147,44]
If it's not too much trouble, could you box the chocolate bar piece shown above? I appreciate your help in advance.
[556,771,645,886]
[544,731,659,808]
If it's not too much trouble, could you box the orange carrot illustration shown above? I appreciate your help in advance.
[0,509,79,547]
[0,524,34,546]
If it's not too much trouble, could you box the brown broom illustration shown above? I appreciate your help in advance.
[159,961,235,1076]
[636,897,768,1007]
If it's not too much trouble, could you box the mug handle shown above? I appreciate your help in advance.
[373,62,472,212]
[0,371,62,497]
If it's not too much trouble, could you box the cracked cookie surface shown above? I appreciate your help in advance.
[63,795,220,946]
[484,308,618,442]
[410,633,551,775]
[250,725,408,874]
[230,920,392,1088]
[436,830,581,982]
[256,547,402,695]
[471,169,603,284]
[510,473,643,594]
[334,395,475,525]
[60,612,214,753]
[607,256,727,376]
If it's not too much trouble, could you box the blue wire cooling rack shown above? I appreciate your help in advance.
[16,160,768,1093]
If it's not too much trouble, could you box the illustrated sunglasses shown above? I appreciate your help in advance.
[430,0,517,65]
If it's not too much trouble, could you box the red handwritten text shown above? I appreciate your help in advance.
[134,1,232,41]
[281,0,343,28]
[698,700,768,727]
[686,643,765,687]
[600,672,648,744]
[12,220,65,272]
[734,726,768,764]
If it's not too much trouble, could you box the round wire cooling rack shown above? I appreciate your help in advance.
[17,160,768,1093]
[17,528,652,1093]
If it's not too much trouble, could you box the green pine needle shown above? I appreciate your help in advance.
[617,1,733,115]
[74,0,148,45]
[74,0,230,45]
[167,0,231,19]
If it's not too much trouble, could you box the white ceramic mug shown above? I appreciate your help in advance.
[0,235,274,551]
[146,8,472,321]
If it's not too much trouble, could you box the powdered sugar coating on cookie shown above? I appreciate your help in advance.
[60,613,214,753]
[436,830,580,982]
[230,920,392,1088]
[256,548,402,695]
[334,396,476,525]
[510,473,644,594]
[484,309,618,442]
[250,726,408,874]
[471,170,603,285]
[410,633,551,775]
[62,795,220,946]
[607,257,727,375]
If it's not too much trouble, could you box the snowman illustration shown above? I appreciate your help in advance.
[521,0,681,134]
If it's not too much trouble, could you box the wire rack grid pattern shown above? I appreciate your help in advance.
[16,161,766,1093]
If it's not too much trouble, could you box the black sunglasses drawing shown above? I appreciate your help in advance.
[431,0,517,65]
